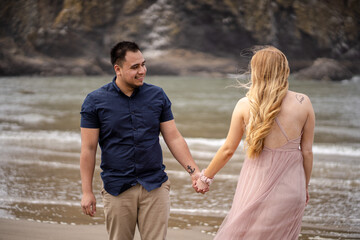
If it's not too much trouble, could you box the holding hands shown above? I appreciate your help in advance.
[193,169,213,194]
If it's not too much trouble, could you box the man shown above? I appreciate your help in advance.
[80,41,201,240]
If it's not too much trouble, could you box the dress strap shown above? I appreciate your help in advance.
[275,118,289,141]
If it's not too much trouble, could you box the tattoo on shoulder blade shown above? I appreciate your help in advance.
[186,165,195,175]
[295,94,304,104]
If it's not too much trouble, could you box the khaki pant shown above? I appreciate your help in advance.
[102,180,170,240]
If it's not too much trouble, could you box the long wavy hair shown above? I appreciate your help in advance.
[245,46,290,159]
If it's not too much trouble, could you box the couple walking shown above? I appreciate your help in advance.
[80,41,315,240]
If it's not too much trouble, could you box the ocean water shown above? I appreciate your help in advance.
[0,75,359,239]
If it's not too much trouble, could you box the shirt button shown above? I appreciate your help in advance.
[133,128,136,131]
[131,111,135,115]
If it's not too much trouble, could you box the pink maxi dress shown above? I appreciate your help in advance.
[214,118,306,240]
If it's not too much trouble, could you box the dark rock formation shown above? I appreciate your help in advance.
[294,58,353,81]
[0,0,359,79]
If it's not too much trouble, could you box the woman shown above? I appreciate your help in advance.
[196,46,315,239]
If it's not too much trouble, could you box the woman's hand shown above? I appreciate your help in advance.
[195,178,209,194]
[305,186,310,206]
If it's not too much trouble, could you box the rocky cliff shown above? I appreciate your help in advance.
[0,0,359,80]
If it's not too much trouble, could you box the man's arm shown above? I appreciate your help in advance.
[160,120,201,190]
[80,127,99,217]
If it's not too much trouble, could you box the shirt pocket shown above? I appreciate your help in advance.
[140,103,162,132]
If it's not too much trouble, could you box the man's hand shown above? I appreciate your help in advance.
[195,178,209,194]
[191,171,201,192]
[191,170,210,194]
[81,192,96,217]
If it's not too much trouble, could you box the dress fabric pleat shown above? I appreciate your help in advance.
[214,119,306,240]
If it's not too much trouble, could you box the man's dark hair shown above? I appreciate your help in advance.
[110,41,140,66]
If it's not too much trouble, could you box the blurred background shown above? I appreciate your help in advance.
[0,1,360,239]
[0,0,359,80]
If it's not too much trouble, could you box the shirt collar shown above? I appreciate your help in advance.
[112,76,140,98]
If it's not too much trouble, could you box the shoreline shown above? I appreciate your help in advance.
[0,218,214,240]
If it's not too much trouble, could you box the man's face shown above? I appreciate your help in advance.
[117,50,147,90]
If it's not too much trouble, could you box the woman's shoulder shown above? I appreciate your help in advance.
[236,97,250,109]
[234,97,250,119]
[287,91,311,105]
[238,96,249,104]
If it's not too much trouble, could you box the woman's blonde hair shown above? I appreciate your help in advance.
[245,46,289,158]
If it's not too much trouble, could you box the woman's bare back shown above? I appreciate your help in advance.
[264,91,310,149]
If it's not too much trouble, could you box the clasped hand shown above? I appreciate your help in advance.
[191,172,210,194]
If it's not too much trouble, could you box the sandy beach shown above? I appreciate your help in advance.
[1,77,359,239]
[0,218,213,240]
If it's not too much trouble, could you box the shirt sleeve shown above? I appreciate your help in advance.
[80,94,100,128]
[160,89,174,123]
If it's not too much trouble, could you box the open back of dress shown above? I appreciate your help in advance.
[214,118,306,240]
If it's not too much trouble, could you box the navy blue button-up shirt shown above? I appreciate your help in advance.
[80,77,173,196]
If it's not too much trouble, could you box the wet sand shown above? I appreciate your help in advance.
[0,218,213,240]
